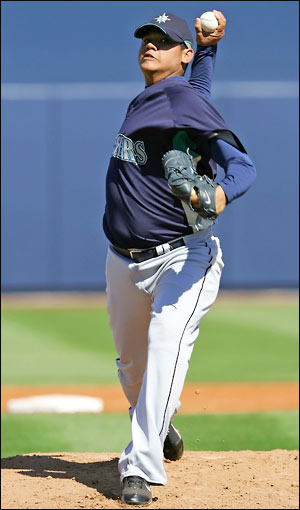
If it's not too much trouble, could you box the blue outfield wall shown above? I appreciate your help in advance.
[1,1,299,291]
[1,84,299,290]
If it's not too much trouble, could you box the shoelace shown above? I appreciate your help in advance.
[126,476,144,489]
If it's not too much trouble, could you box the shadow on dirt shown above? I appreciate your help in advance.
[1,454,121,501]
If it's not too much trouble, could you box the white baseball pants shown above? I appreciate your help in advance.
[105,230,224,485]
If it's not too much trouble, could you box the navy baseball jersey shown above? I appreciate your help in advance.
[103,76,232,249]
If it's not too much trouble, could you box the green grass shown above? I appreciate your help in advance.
[1,309,118,385]
[189,303,299,382]
[175,411,299,451]
[1,411,298,458]
[1,301,298,385]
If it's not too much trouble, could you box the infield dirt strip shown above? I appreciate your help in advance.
[1,381,299,413]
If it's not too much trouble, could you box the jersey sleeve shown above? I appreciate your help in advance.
[168,84,228,134]
[188,45,217,99]
[210,138,257,203]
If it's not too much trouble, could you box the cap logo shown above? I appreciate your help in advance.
[154,13,170,24]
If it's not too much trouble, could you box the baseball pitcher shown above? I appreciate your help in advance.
[102,10,256,505]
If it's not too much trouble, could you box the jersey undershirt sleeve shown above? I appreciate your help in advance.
[188,45,217,98]
[210,138,257,203]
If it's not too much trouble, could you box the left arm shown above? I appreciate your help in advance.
[191,138,257,214]
[211,138,257,205]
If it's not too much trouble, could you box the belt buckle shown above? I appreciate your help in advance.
[129,248,142,260]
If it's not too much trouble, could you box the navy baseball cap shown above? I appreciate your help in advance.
[134,12,193,47]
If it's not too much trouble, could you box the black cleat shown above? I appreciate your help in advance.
[121,475,152,506]
[163,422,184,461]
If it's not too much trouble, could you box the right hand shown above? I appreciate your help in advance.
[195,10,226,46]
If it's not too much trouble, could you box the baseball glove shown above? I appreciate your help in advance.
[162,149,218,220]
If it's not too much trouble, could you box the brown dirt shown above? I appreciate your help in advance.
[2,381,299,414]
[1,289,298,309]
[1,450,299,509]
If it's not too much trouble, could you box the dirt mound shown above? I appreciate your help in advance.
[1,450,298,509]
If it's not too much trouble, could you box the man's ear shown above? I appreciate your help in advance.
[182,47,194,65]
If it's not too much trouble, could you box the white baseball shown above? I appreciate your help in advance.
[200,11,218,33]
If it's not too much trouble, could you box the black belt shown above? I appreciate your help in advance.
[112,237,186,263]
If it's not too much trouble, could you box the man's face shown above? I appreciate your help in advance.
[138,30,193,85]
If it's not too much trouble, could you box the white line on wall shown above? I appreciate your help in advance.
[1,81,299,100]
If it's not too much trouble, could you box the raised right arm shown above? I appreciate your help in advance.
[188,10,226,98]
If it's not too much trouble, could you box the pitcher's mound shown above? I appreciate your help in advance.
[1,450,299,509]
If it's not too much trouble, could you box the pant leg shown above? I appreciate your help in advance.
[105,246,152,408]
[118,236,224,484]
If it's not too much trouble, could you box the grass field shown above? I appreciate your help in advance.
[2,411,298,458]
[1,294,299,458]
[1,299,299,385]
